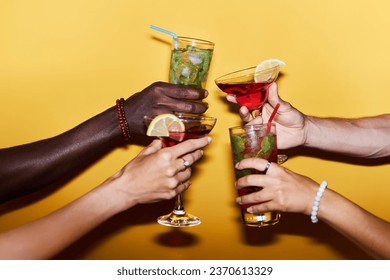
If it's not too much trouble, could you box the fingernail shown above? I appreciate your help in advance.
[247,207,253,213]
[207,137,212,143]
[204,90,209,98]
[236,197,242,204]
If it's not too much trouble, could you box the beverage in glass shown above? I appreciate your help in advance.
[170,36,214,89]
[146,114,217,227]
[215,65,280,114]
[229,123,281,227]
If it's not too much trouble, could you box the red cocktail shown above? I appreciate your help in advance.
[216,81,272,111]
[215,65,281,116]
[147,114,217,227]
[162,124,214,147]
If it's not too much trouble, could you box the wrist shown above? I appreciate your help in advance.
[116,98,132,142]
[310,180,328,223]
[303,115,319,147]
[102,168,141,213]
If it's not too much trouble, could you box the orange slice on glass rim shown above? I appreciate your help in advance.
[146,113,185,141]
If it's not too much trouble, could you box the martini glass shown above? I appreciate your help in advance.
[147,114,217,227]
[215,65,281,117]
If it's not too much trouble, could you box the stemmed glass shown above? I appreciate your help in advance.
[147,114,217,227]
[215,65,281,117]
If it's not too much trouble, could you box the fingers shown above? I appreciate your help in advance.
[139,139,162,156]
[226,95,237,103]
[175,166,192,184]
[267,82,289,110]
[236,187,275,206]
[239,106,253,122]
[163,83,209,100]
[169,100,209,114]
[267,83,281,107]
[235,158,275,174]
[176,157,191,171]
[153,97,209,115]
[175,180,191,194]
[168,136,212,159]
[149,82,209,114]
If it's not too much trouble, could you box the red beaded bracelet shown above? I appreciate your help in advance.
[116,98,131,142]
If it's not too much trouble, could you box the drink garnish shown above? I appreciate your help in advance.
[255,58,286,72]
[230,134,252,177]
[146,114,185,140]
[230,135,245,154]
[171,46,212,88]
[257,133,275,159]
[254,59,286,83]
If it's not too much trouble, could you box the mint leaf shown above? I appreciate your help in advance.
[230,135,245,154]
[257,133,275,159]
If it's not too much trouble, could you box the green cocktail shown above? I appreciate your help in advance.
[229,123,281,227]
[170,36,214,89]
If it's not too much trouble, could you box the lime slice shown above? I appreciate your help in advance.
[146,114,185,138]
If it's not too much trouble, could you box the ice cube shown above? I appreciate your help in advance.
[188,55,202,65]
[181,66,190,78]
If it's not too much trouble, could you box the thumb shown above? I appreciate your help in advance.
[239,106,253,122]
[267,82,284,107]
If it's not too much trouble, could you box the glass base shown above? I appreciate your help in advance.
[242,211,281,227]
[157,209,201,227]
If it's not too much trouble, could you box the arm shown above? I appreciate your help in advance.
[304,114,390,158]
[0,82,208,203]
[0,137,212,259]
[230,82,390,158]
[235,158,390,259]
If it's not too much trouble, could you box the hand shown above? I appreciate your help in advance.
[124,82,209,135]
[227,82,308,149]
[102,137,212,211]
[234,158,318,215]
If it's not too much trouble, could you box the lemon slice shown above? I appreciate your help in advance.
[255,58,286,73]
[254,58,286,83]
[146,113,185,138]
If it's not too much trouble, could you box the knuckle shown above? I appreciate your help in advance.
[165,166,177,177]
[166,178,178,190]
[158,150,174,162]
[167,190,177,199]
[151,81,164,89]
[181,102,194,112]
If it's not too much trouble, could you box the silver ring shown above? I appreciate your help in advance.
[263,161,271,174]
[182,158,191,168]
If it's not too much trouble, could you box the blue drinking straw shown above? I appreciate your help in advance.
[150,25,178,49]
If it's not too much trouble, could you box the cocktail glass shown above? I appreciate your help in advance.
[215,65,281,117]
[170,36,214,89]
[229,123,281,227]
[147,114,217,227]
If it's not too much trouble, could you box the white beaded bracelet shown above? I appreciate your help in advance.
[311,180,328,223]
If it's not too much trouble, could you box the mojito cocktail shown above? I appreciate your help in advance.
[229,124,281,227]
[170,36,214,89]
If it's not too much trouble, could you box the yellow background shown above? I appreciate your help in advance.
[0,0,389,260]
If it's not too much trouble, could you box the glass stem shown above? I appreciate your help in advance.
[174,194,185,212]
